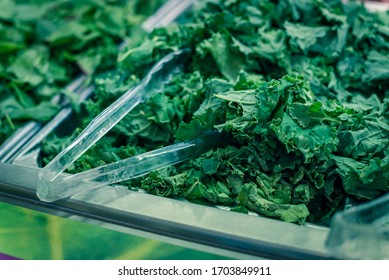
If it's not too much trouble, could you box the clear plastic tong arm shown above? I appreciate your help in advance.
[38,49,190,202]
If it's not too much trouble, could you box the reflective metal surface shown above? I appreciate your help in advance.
[0,161,331,259]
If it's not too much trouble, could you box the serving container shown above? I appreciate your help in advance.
[0,0,387,260]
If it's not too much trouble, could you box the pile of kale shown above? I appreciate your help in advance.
[0,0,165,144]
[41,0,388,224]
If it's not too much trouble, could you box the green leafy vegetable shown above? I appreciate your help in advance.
[40,0,388,225]
[0,0,166,145]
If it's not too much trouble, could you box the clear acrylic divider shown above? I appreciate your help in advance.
[326,193,389,259]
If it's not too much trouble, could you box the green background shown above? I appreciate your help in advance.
[0,201,230,260]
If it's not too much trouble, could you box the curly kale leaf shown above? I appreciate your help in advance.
[333,156,389,200]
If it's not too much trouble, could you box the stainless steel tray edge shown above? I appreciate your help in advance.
[0,162,331,259]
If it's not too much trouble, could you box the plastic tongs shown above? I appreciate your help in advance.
[37,50,224,202]
[326,192,389,259]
